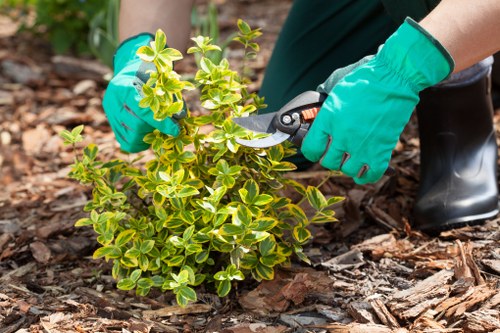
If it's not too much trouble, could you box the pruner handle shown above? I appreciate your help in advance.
[273,91,327,138]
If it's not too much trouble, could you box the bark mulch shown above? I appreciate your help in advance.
[1,1,499,332]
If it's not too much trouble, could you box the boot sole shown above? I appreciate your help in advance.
[417,205,499,234]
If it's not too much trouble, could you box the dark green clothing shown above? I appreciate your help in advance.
[381,0,440,24]
[259,0,441,112]
[259,0,397,112]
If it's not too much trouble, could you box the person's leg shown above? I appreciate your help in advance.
[382,1,499,231]
[259,0,397,112]
[414,58,499,232]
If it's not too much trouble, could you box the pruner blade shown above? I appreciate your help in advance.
[235,130,290,148]
[232,91,327,149]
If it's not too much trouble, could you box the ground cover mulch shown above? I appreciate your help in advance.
[1,1,499,332]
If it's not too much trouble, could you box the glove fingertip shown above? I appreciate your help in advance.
[157,118,180,137]
[353,169,384,185]
[302,131,329,162]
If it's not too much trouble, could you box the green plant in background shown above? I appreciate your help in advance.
[191,1,236,65]
[88,0,120,68]
[32,0,106,54]
[62,21,342,307]
[0,0,119,63]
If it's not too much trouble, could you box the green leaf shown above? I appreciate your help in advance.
[260,254,283,267]
[185,243,203,255]
[219,224,244,236]
[71,125,85,137]
[176,286,197,306]
[193,274,206,286]
[74,217,93,227]
[137,45,155,62]
[151,275,166,287]
[195,250,209,263]
[255,263,274,280]
[270,161,296,172]
[232,205,252,227]
[140,240,155,254]
[159,47,183,63]
[251,217,277,232]
[165,255,184,266]
[59,125,84,145]
[120,255,138,268]
[311,213,338,224]
[117,278,136,291]
[217,279,231,297]
[177,186,200,198]
[237,19,251,34]
[93,246,121,259]
[154,29,167,52]
[294,245,311,264]
[258,236,276,257]
[174,270,190,284]
[181,265,196,285]
[136,285,151,296]
[115,230,136,247]
[83,144,98,161]
[327,196,345,206]
[214,270,227,281]
[239,179,258,204]
[138,254,150,271]
[289,204,308,225]
[130,269,142,282]
[253,194,273,206]
[125,247,141,259]
[227,265,245,281]
[137,277,155,289]
[293,226,311,243]
[267,145,284,161]
[240,252,258,269]
[306,186,328,210]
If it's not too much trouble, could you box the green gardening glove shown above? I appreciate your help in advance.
[103,33,183,153]
[302,18,454,184]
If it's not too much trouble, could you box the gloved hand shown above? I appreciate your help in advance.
[103,33,183,153]
[302,18,454,184]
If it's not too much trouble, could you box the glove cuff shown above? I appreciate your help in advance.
[113,33,154,73]
[378,17,455,91]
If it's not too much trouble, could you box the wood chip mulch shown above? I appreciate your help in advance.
[1,1,499,332]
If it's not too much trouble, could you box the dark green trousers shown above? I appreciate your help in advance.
[259,0,441,111]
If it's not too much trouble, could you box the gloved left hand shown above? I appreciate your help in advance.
[103,33,183,153]
[302,18,454,184]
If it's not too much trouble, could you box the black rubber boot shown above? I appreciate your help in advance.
[493,52,500,108]
[414,73,499,233]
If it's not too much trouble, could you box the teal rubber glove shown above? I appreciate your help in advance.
[103,33,182,153]
[302,18,454,184]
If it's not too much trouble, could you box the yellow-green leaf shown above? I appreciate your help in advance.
[255,263,274,280]
[293,226,311,243]
[219,224,244,236]
[115,230,136,247]
[306,186,328,210]
[217,280,231,297]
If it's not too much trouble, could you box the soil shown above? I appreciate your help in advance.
[1,1,499,332]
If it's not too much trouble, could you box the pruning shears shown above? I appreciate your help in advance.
[233,91,326,148]
[233,90,395,177]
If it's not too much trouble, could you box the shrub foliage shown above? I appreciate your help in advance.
[62,21,341,306]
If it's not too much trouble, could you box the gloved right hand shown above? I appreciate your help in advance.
[302,18,454,184]
[103,33,182,153]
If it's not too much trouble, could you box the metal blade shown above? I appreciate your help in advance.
[235,130,290,148]
[232,113,277,134]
